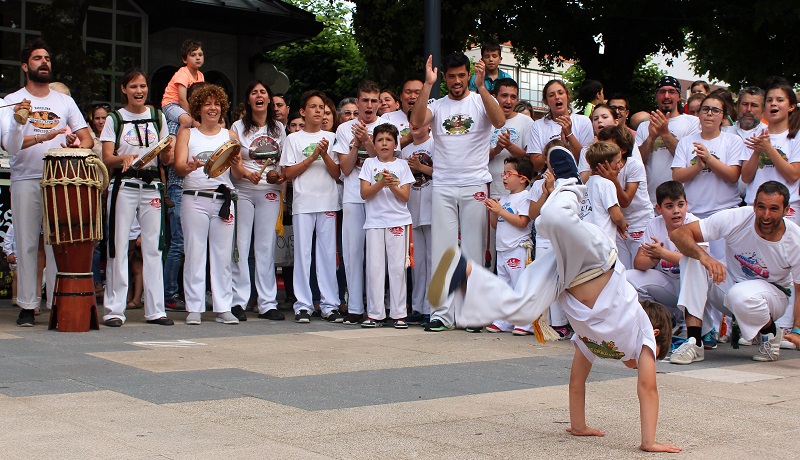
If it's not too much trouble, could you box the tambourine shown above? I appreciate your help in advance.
[131,136,171,170]
[203,139,240,178]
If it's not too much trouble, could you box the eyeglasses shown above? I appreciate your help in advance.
[341,110,358,116]
[609,105,628,112]
[501,171,528,181]
[656,89,679,96]
[699,106,724,115]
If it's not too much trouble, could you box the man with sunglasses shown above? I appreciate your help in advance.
[635,76,700,205]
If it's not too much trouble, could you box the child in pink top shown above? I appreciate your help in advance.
[161,39,204,135]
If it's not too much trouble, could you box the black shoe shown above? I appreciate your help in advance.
[343,313,363,325]
[16,309,34,327]
[146,317,175,326]
[164,294,186,312]
[324,309,344,323]
[424,318,454,332]
[104,318,123,327]
[465,327,483,333]
[547,146,581,183]
[295,310,311,323]
[258,309,285,320]
[231,305,247,321]
[311,309,322,318]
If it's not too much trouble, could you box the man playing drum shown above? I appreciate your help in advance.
[4,37,93,327]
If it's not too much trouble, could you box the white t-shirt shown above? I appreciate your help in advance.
[382,110,411,140]
[183,128,234,191]
[742,130,800,205]
[4,88,88,181]
[723,121,767,140]
[230,119,285,191]
[400,137,434,227]
[641,213,700,279]
[671,131,745,217]
[100,108,168,170]
[584,175,620,246]
[495,190,531,251]
[489,113,533,198]
[332,117,387,204]
[358,156,414,229]
[701,207,800,289]
[635,114,700,204]
[529,178,551,249]
[428,92,494,186]
[578,143,643,173]
[617,157,653,230]
[526,113,593,155]
[563,263,657,364]
[279,130,340,214]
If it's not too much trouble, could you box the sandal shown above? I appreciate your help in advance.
[127,301,143,310]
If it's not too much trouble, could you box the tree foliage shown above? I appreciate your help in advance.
[565,58,665,114]
[687,0,800,90]
[352,0,695,96]
[265,0,367,102]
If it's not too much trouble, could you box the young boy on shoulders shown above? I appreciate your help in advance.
[359,123,415,328]
[161,39,204,136]
[468,41,512,93]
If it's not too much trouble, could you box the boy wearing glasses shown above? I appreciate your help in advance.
[636,76,700,204]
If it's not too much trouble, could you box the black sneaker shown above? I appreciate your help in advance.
[258,309,285,320]
[165,295,186,312]
[324,309,344,323]
[231,305,247,322]
[311,310,322,318]
[424,318,454,332]
[547,146,581,183]
[16,308,35,327]
[465,327,483,333]
[343,313,363,325]
[407,311,424,325]
[295,310,311,323]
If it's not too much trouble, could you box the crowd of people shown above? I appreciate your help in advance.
[3,36,800,452]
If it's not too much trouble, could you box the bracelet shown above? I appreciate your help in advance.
[791,327,800,336]
[566,132,574,138]
[34,134,39,144]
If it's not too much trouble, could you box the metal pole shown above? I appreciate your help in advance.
[424,0,441,98]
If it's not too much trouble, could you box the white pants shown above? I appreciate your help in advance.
[231,188,280,314]
[181,192,235,313]
[535,244,568,327]
[293,211,339,314]
[411,225,432,315]
[103,181,166,322]
[11,179,56,310]
[342,202,366,314]
[366,226,408,320]
[492,246,533,332]
[616,228,645,270]
[677,256,789,341]
[454,185,616,327]
[431,184,488,327]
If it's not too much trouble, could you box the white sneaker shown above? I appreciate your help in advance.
[780,328,797,350]
[185,312,202,325]
[753,329,782,362]
[216,312,239,324]
[670,337,704,364]
[738,337,755,346]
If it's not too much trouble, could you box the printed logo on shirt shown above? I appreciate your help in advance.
[497,201,514,223]
[473,191,486,202]
[660,260,680,274]
[653,135,666,151]
[690,153,720,172]
[249,135,280,166]
[28,110,61,130]
[350,136,373,169]
[149,198,161,209]
[758,148,787,169]
[490,127,520,146]
[324,211,336,218]
[399,125,410,138]
[788,206,796,217]
[578,192,592,220]
[442,114,473,135]
[629,231,644,241]
[734,252,770,279]
[264,192,279,202]
[409,150,433,189]
[222,213,234,225]
[506,257,521,269]
[579,336,625,360]
[390,226,404,237]
[195,150,213,164]
[302,143,322,160]
[123,125,157,147]
[373,170,399,183]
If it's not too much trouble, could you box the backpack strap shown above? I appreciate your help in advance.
[108,110,124,153]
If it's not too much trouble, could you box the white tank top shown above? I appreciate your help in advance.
[183,127,234,191]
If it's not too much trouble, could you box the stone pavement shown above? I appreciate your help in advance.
[1,301,799,459]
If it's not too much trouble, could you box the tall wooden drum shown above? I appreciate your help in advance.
[41,148,108,332]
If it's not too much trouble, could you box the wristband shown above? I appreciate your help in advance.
[34,134,40,144]
[791,327,800,336]
[566,132,574,138]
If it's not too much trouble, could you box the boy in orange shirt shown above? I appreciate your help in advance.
[161,39,204,136]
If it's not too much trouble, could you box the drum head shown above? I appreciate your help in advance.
[204,140,240,178]
[44,148,94,159]
[132,136,170,170]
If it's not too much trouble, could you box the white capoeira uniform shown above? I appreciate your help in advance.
[529,178,568,327]
[4,88,88,311]
[230,120,285,315]
[677,207,800,341]
[101,109,169,323]
[279,129,340,315]
[428,92,496,327]
[181,128,237,314]
[449,181,657,364]
[333,117,386,315]
[359,156,415,320]
[400,137,434,315]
